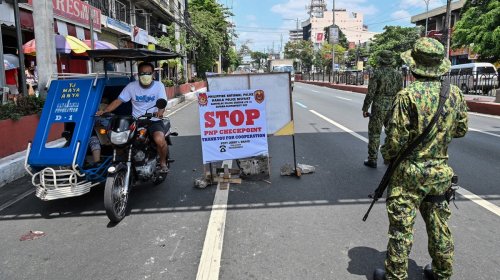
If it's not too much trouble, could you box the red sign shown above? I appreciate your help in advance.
[28,0,101,31]
[316,32,324,42]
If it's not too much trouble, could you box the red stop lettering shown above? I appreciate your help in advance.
[204,109,261,128]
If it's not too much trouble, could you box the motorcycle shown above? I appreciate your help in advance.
[103,99,178,222]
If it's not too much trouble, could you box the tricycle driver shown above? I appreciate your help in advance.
[96,62,169,173]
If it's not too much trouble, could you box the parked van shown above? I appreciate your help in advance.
[449,63,498,95]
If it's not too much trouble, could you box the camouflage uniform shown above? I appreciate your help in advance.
[363,51,403,162]
[380,38,468,280]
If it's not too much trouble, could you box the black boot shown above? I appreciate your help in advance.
[373,268,386,280]
[364,159,377,168]
[424,264,438,280]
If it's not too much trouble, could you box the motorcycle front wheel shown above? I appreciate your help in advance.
[104,170,128,223]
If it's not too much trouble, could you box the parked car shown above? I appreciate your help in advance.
[449,63,499,95]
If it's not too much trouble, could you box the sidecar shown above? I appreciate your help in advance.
[24,49,179,201]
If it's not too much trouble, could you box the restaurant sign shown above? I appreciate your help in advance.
[28,0,101,31]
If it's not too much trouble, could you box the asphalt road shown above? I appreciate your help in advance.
[0,83,499,280]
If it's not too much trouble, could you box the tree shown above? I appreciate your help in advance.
[189,0,232,77]
[452,0,500,61]
[314,43,346,72]
[250,51,268,69]
[284,40,314,71]
[367,26,421,67]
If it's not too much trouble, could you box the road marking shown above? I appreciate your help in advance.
[166,100,196,117]
[469,112,500,120]
[456,187,500,217]
[469,127,500,138]
[311,90,320,93]
[335,96,352,101]
[196,160,232,280]
[309,109,500,217]
[0,189,34,213]
[309,110,368,142]
[295,102,308,109]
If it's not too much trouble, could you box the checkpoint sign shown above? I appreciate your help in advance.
[198,89,269,164]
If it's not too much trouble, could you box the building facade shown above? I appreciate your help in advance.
[302,9,377,49]
[289,29,303,42]
[411,0,472,65]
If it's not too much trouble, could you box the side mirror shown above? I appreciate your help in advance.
[156,98,167,110]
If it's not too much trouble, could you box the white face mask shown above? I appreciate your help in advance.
[139,74,153,86]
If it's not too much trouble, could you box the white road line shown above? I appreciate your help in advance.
[0,189,34,213]
[456,188,500,217]
[335,96,352,101]
[295,102,308,109]
[166,100,196,117]
[196,160,232,280]
[309,110,368,143]
[469,127,500,138]
[469,112,500,120]
[308,109,500,217]
[311,90,320,93]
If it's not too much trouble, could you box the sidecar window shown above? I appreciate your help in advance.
[45,122,74,148]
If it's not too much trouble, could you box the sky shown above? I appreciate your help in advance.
[217,0,450,52]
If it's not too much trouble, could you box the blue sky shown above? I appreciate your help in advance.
[217,0,449,51]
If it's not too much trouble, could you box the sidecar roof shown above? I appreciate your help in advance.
[87,49,180,62]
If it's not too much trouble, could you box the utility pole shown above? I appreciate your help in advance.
[280,33,283,59]
[424,0,430,36]
[442,0,452,59]
[13,0,27,95]
[331,0,335,74]
[0,23,5,103]
[89,4,95,73]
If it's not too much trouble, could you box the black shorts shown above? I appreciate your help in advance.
[149,120,166,136]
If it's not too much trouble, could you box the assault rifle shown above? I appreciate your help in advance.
[363,80,450,221]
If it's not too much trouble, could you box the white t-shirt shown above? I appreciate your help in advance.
[118,81,167,118]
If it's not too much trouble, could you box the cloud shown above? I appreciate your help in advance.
[399,0,443,9]
[270,0,379,20]
[245,14,257,21]
[391,9,411,20]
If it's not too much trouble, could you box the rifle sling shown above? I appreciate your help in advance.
[375,80,450,198]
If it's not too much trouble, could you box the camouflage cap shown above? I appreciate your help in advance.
[401,37,451,77]
[378,50,396,66]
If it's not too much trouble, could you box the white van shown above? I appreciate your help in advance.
[449,63,498,95]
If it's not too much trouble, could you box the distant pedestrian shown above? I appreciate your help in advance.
[5,68,19,103]
[25,66,37,96]
[373,38,468,280]
[362,50,403,168]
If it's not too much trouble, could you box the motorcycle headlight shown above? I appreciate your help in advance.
[110,131,130,145]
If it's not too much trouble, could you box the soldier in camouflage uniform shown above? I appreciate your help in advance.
[362,50,403,168]
[373,38,468,280]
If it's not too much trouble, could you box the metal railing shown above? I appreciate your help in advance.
[300,70,499,96]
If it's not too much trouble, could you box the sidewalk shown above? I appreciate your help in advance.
[0,87,206,190]
[298,80,500,116]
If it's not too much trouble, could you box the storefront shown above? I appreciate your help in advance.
[19,0,102,74]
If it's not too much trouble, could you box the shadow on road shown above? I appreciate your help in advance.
[347,246,422,280]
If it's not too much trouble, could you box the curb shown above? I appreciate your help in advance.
[0,88,206,188]
[298,81,500,116]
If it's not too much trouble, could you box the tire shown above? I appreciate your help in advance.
[104,170,128,223]
[461,84,469,95]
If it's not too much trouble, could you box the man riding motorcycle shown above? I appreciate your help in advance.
[96,62,169,173]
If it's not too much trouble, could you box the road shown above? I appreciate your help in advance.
[0,82,499,280]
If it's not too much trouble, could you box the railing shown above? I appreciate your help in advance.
[300,70,499,96]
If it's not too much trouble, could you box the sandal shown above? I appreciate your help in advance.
[159,165,169,174]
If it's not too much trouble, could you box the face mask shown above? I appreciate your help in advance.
[139,74,153,86]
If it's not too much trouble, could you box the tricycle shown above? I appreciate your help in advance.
[25,49,180,222]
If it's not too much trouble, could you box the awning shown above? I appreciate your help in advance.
[0,3,15,26]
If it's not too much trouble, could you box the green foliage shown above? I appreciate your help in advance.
[368,26,421,67]
[225,47,241,71]
[250,51,268,69]
[452,0,500,61]
[162,79,175,87]
[324,25,349,49]
[0,96,45,121]
[284,40,314,70]
[189,0,232,78]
